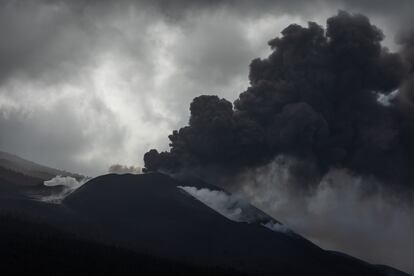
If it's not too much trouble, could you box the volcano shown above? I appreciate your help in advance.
[0,153,409,275]
[60,173,407,276]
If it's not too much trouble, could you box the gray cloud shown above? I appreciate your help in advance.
[0,0,413,273]
[0,84,127,175]
[0,1,98,84]
[0,0,297,175]
[0,0,413,177]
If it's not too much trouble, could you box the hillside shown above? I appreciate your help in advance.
[0,214,244,276]
[0,151,83,181]
[0,160,409,275]
[0,151,84,200]
[63,173,405,275]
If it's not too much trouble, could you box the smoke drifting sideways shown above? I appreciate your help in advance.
[143,11,414,192]
[178,186,291,234]
[108,164,142,174]
[39,164,143,203]
[236,156,414,274]
[41,175,89,203]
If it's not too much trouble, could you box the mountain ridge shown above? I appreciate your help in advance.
[63,173,405,275]
[0,152,409,275]
[0,150,84,181]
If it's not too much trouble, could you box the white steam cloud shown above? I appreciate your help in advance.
[178,186,290,234]
[261,220,291,233]
[235,155,414,274]
[108,164,142,174]
[178,186,244,221]
[42,175,89,203]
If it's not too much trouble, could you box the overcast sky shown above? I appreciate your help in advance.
[0,0,413,176]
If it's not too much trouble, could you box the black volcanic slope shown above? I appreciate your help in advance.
[63,173,400,276]
[0,215,245,276]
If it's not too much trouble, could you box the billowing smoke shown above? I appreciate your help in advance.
[178,185,290,234]
[143,11,414,273]
[236,157,414,274]
[41,175,88,203]
[143,11,414,191]
[108,164,142,174]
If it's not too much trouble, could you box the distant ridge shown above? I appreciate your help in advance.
[0,150,83,181]
[0,150,83,199]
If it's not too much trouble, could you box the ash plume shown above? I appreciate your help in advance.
[144,11,414,190]
[143,13,414,272]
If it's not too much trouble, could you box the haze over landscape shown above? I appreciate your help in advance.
[0,0,414,275]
